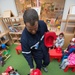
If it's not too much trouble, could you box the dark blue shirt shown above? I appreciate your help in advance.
[21,20,48,68]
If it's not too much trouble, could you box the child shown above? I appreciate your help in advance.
[62,38,75,61]
[9,69,20,75]
[64,38,75,54]
[54,33,64,48]
[60,50,75,69]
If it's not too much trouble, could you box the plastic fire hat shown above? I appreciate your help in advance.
[44,32,56,47]
[30,69,42,75]
[70,38,75,43]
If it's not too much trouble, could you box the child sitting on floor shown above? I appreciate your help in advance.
[54,32,64,48]
[60,50,75,69]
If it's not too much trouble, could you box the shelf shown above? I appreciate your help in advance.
[61,20,75,22]
[68,14,75,17]
[13,24,25,27]
[2,39,9,44]
[0,31,9,38]
[18,38,21,40]
[66,25,75,27]
[9,31,22,34]
[14,42,21,45]
[12,37,18,40]
[2,17,24,45]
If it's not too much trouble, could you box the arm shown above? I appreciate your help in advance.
[21,38,34,69]
[60,39,64,47]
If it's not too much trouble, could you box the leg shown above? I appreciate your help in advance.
[42,52,50,67]
[42,53,50,72]
[60,59,68,67]
[34,57,42,70]
[61,61,69,69]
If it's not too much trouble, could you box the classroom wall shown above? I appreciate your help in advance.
[0,0,18,17]
[0,0,18,32]
[60,0,75,31]
[0,0,75,32]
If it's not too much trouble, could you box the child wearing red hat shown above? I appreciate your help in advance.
[64,38,75,53]
[62,38,75,61]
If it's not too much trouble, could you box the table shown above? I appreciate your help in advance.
[49,49,62,62]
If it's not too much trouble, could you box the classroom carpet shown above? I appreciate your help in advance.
[0,44,75,75]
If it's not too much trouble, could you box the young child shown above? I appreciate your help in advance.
[62,38,75,61]
[64,38,75,54]
[54,33,64,48]
[60,50,75,69]
[9,69,20,75]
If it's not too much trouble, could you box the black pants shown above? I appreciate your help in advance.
[34,52,50,70]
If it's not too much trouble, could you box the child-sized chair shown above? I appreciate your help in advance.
[64,65,75,72]
[2,50,11,61]
[15,45,22,54]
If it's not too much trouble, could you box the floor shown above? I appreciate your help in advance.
[0,44,75,75]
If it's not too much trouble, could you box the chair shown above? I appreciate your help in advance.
[2,50,11,61]
[15,45,22,54]
[64,65,75,72]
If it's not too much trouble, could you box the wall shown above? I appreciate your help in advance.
[0,0,18,32]
[60,0,75,31]
[0,0,18,17]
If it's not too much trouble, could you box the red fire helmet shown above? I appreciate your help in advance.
[44,32,56,47]
[30,69,42,75]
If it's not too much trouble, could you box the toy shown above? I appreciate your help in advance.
[44,32,56,47]
[30,69,42,75]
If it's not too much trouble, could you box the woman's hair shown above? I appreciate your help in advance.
[23,9,39,26]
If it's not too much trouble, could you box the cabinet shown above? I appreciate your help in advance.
[0,31,9,44]
[0,18,9,45]
[2,17,25,45]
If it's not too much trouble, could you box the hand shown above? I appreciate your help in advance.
[64,49,66,52]
[30,68,34,73]
[64,50,68,53]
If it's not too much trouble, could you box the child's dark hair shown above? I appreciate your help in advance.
[59,32,64,37]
